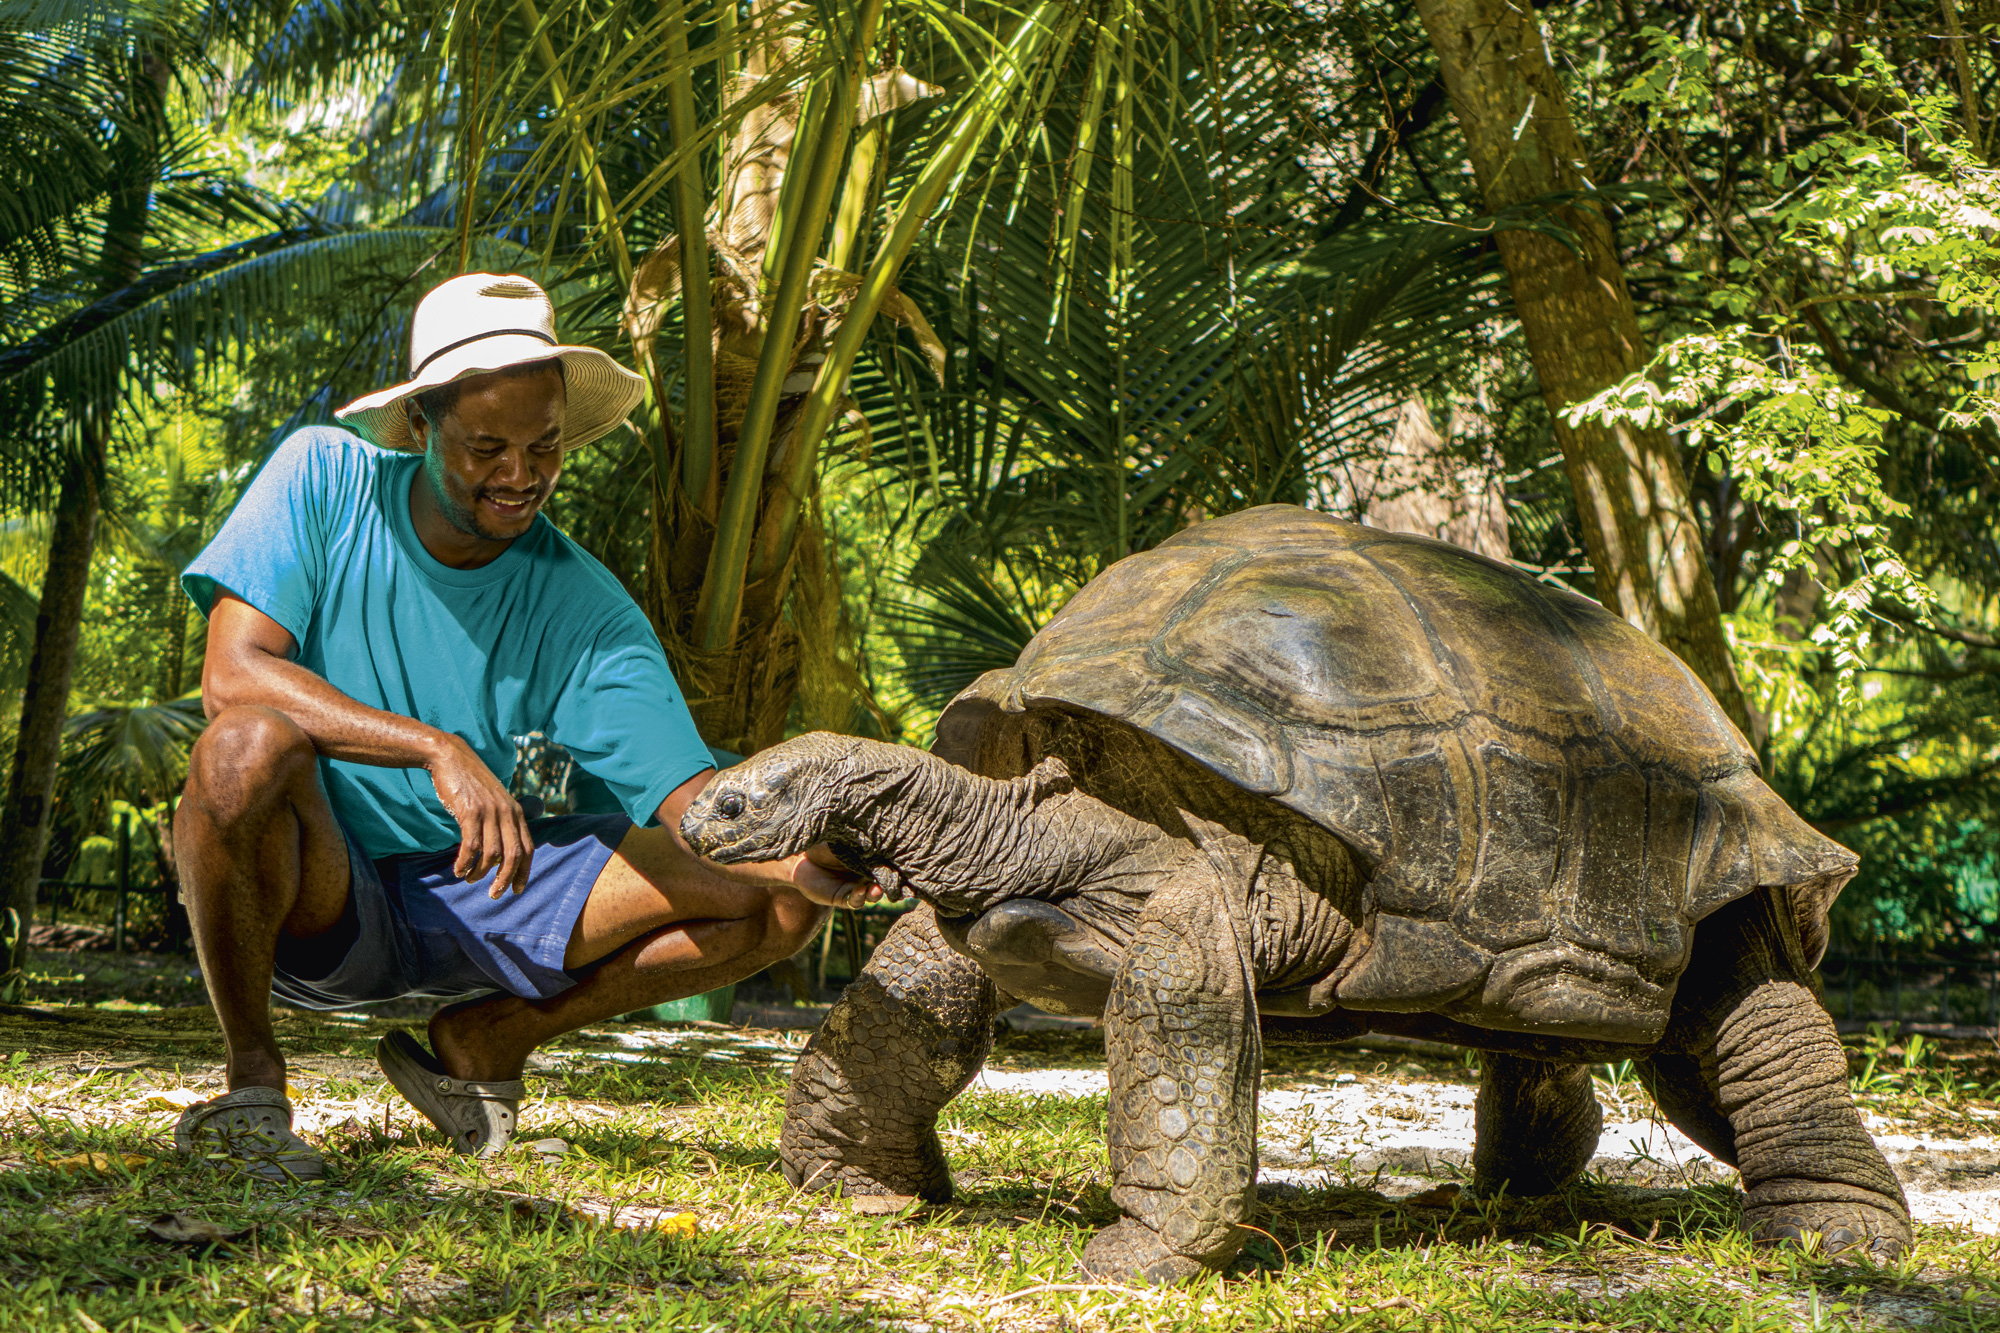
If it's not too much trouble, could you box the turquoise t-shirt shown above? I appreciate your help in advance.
[182,425,714,860]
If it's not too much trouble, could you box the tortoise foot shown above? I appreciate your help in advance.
[1080,1220,1222,1285]
[780,1129,954,1203]
[1745,1202,1911,1262]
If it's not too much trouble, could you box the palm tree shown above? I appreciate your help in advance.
[849,28,1516,713]
[0,0,449,991]
[414,0,1355,752]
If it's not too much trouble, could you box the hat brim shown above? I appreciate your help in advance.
[335,335,648,452]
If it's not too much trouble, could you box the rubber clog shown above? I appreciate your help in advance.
[375,1029,524,1157]
[173,1086,324,1183]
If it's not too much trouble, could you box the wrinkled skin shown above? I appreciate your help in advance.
[684,733,1911,1283]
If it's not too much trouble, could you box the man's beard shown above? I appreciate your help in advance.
[429,470,541,541]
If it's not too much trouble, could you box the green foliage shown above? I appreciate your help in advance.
[854,16,1514,717]
[1841,817,2000,945]
[1533,15,2000,944]
[0,0,1993,950]
[1566,38,2000,698]
[1576,323,1919,696]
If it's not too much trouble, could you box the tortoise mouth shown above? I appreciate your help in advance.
[679,811,781,864]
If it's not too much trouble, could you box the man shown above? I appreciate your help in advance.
[172,272,868,1180]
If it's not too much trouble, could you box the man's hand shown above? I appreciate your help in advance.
[427,734,534,897]
[204,594,541,897]
[723,842,880,909]
[784,844,882,910]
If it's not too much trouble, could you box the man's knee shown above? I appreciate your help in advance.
[758,888,828,964]
[185,706,316,816]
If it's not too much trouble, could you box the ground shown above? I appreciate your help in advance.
[8,949,2000,1331]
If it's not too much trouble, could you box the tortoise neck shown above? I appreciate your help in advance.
[850,750,1140,916]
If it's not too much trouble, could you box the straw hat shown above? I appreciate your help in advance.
[335,273,647,452]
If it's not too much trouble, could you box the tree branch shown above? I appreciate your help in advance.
[1875,603,2000,650]
[1329,75,1446,231]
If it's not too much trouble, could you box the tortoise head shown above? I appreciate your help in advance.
[680,732,884,865]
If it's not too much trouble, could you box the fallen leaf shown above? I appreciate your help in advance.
[561,1199,701,1234]
[849,1193,920,1216]
[142,1089,205,1112]
[654,1212,699,1239]
[525,1138,568,1156]
[1330,1296,1417,1315]
[43,1152,148,1174]
[145,1212,251,1246]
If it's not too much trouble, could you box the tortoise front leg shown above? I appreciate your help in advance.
[1085,860,1260,1284]
[780,904,997,1201]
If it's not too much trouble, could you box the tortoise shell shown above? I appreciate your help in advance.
[932,505,1856,1044]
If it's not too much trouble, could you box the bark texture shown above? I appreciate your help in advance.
[1353,398,1509,560]
[1412,0,1750,732]
[0,452,102,986]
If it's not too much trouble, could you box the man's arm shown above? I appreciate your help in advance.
[204,592,537,895]
[653,769,882,910]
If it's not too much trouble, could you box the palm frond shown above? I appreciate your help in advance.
[59,695,207,815]
[886,546,1045,712]
[230,0,418,107]
[852,48,1502,561]
[0,226,455,469]
[0,563,37,693]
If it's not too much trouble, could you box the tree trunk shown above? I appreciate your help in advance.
[0,49,165,991]
[1412,0,1752,734]
[0,450,101,991]
[1353,398,1510,561]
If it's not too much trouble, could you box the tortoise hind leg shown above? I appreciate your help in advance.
[1661,890,1911,1259]
[1470,1054,1602,1197]
[1636,1050,1737,1165]
[780,904,997,1201]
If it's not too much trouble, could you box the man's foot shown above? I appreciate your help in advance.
[174,1087,325,1182]
[376,1029,524,1157]
[427,993,534,1084]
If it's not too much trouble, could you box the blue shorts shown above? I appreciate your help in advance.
[271,814,632,1009]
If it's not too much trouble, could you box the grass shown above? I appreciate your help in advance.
[5,981,2000,1329]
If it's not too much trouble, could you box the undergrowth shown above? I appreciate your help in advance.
[1,1009,1998,1330]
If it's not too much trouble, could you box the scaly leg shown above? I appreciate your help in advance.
[1636,1050,1737,1165]
[1663,891,1911,1258]
[1085,849,1260,1284]
[780,904,997,1201]
[1471,1054,1602,1197]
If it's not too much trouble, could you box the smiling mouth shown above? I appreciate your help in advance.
[480,492,539,518]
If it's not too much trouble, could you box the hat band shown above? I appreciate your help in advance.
[413,328,556,376]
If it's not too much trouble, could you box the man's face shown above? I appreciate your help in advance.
[413,366,567,542]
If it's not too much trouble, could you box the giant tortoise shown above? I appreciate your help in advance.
[682,505,1908,1282]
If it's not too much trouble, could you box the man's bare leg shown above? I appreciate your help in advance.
[175,706,352,1093]
[427,825,828,1082]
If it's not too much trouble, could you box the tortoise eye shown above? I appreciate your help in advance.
[716,792,745,819]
